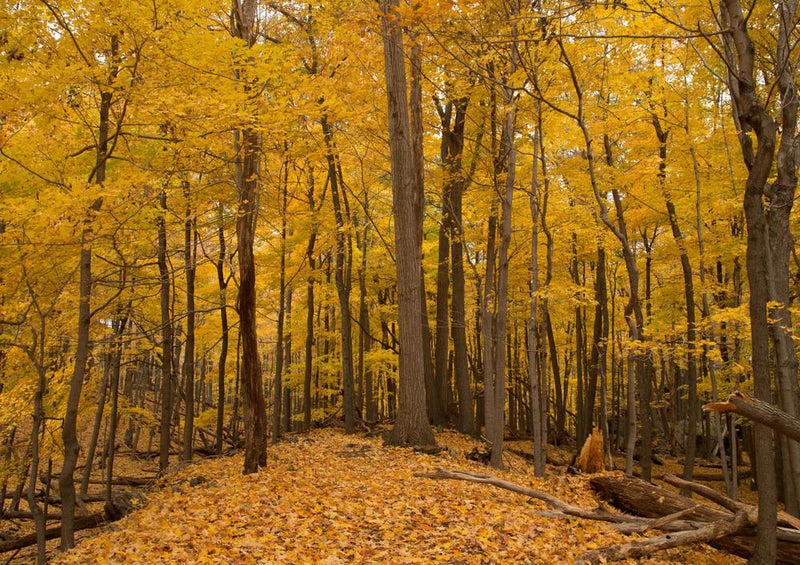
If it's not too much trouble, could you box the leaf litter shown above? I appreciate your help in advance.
[52,429,742,564]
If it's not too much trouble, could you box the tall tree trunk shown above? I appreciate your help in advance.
[652,117,698,488]
[272,158,289,441]
[446,98,475,436]
[284,286,294,433]
[29,320,47,564]
[232,0,267,473]
[215,205,230,455]
[304,168,318,431]
[322,117,356,433]
[358,203,377,422]
[434,178,451,427]
[720,0,786,558]
[571,231,585,446]
[157,189,173,472]
[60,36,117,547]
[408,35,443,428]
[182,184,196,461]
[766,0,800,516]
[381,0,434,446]
[81,356,110,497]
[529,130,545,476]
[490,94,516,468]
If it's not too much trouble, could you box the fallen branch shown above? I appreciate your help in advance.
[576,511,750,565]
[661,473,742,513]
[624,505,702,534]
[417,468,635,524]
[662,473,800,532]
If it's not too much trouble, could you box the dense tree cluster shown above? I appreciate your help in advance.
[1,0,799,562]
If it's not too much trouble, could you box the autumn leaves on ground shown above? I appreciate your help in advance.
[44,430,735,565]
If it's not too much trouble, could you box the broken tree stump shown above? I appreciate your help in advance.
[575,428,604,474]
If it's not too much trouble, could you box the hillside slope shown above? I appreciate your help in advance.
[52,430,739,564]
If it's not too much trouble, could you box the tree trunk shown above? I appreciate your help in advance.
[231,0,268,475]
[182,185,196,461]
[81,356,110,498]
[60,35,117,546]
[157,190,173,473]
[491,98,516,467]
[28,321,47,564]
[652,117,698,487]
[529,129,545,476]
[720,0,793,557]
[705,392,800,445]
[449,100,474,436]
[283,286,293,433]
[322,116,356,433]
[105,311,128,504]
[215,205,230,455]
[272,154,290,441]
[380,0,434,446]
[304,168,318,431]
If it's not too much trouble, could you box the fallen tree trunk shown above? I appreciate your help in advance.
[41,473,156,487]
[692,469,751,482]
[662,473,800,531]
[704,391,800,444]
[507,448,568,467]
[577,511,750,565]
[1,510,63,521]
[0,513,105,553]
[418,468,751,563]
[420,468,800,563]
[590,474,800,564]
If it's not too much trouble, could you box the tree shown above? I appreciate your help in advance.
[717,0,800,559]
[232,0,268,474]
[380,0,434,447]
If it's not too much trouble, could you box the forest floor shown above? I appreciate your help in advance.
[18,428,744,565]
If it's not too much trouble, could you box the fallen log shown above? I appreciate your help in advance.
[0,513,105,553]
[590,474,800,564]
[1,510,63,521]
[692,469,751,481]
[507,448,568,467]
[40,473,156,487]
[418,468,764,563]
[0,490,140,553]
[662,473,800,531]
[704,391,800,444]
[577,510,750,565]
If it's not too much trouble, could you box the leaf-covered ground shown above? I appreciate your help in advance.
[51,429,742,564]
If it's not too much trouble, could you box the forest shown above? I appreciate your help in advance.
[2,0,800,563]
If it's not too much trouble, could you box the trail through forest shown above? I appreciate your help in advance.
[45,430,738,565]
